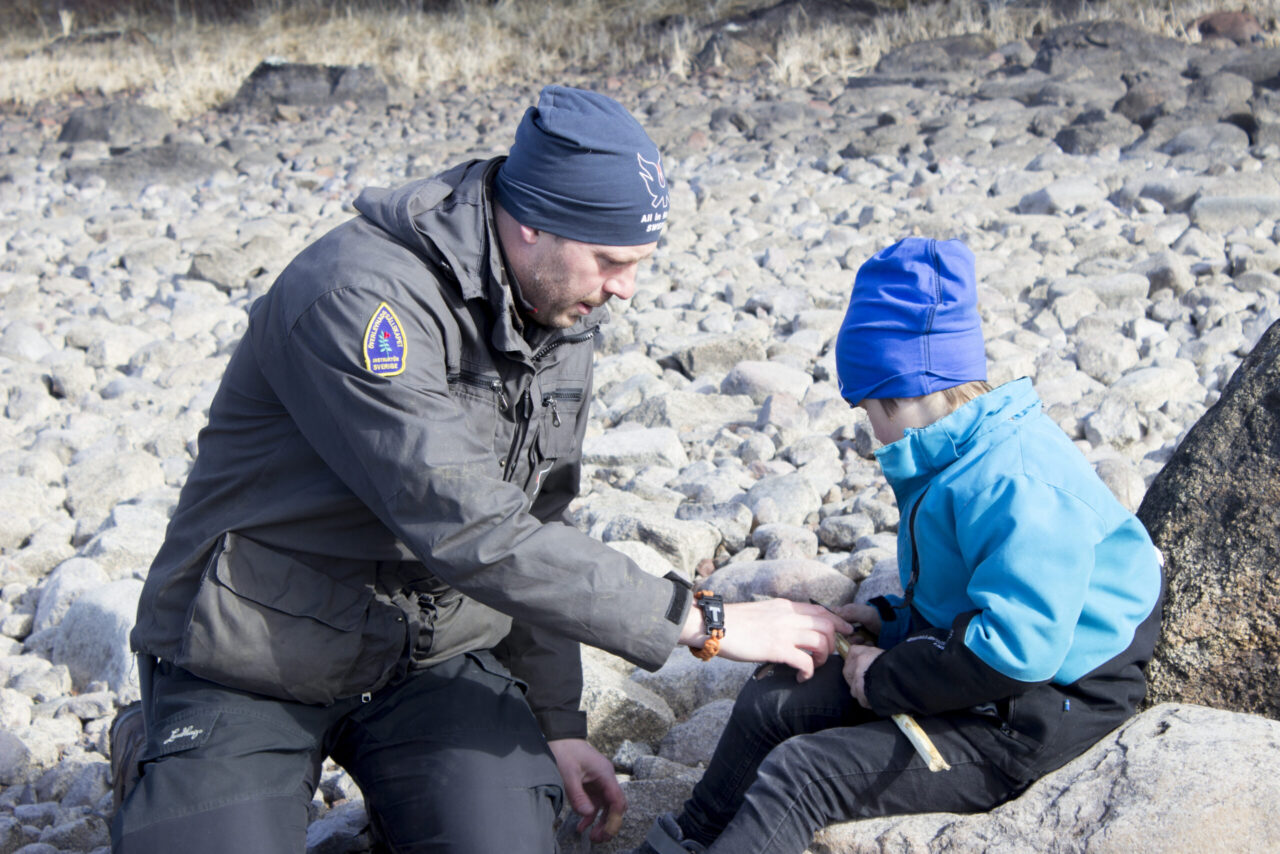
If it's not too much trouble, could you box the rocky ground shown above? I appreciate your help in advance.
[1,15,1280,854]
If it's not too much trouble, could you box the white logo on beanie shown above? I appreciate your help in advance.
[637,152,668,209]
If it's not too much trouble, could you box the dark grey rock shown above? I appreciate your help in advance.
[874,33,997,77]
[1032,21,1195,77]
[1138,319,1280,719]
[227,61,388,112]
[1113,73,1189,127]
[63,143,234,193]
[1052,109,1140,155]
[57,102,173,148]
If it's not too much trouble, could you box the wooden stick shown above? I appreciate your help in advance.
[834,633,951,772]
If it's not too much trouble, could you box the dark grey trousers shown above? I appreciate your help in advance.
[679,659,1029,854]
[111,651,563,854]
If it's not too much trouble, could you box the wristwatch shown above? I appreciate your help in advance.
[690,590,725,661]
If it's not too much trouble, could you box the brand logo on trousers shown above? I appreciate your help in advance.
[163,725,204,745]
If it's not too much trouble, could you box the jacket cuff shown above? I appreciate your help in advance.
[865,611,1039,717]
[868,595,911,648]
[537,709,588,742]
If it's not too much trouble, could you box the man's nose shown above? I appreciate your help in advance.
[603,267,637,300]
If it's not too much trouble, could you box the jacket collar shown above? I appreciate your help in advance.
[354,158,605,361]
[875,378,1040,499]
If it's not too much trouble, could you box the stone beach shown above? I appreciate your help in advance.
[2,14,1280,854]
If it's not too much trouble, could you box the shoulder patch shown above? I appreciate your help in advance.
[363,302,407,377]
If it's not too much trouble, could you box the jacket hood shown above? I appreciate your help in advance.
[876,377,1039,501]
[353,159,497,301]
[352,158,607,352]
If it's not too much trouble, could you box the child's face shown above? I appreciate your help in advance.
[858,396,953,445]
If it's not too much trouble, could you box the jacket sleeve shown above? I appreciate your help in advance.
[502,356,594,738]
[494,621,587,741]
[251,283,686,671]
[865,476,1101,716]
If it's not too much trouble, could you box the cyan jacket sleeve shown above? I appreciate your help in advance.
[865,476,1098,716]
[251,283,685,671]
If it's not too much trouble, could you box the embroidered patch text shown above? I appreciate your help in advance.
[363,302,407,377]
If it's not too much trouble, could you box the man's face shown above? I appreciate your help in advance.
[519,234,656,328]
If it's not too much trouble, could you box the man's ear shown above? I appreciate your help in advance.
[517,223,542,245]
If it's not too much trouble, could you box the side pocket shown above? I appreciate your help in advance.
[175,534,407,706]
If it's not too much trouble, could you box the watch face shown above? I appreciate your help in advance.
[705,601,724,624]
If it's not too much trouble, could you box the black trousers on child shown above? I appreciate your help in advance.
[678,658,1061,854]
[111,651,564,854]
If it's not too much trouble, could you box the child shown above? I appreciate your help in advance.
[638,237,1164,854]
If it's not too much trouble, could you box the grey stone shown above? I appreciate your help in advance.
[740,472,821,527]
[581,654,674,757]
[304,799,372,854]
[751,523,818,560]
[657,699,734,767]
[1159,122,1251,156]
[583,427,688,469]
[32,559,109,634]
[631,650,755,719]
[64,142,234,193]
[619,391,756,436]
[720,361,813,405]
[812,704,1280,854]
[700,559,855,606]
[228,61,388,111]
[57,101,174,147]
[51,579,143,696]
[1190,195,1280,234]
[37,814,110,854]
[817,514,875,551]
[600,514,721,577]
[671,333,766,376]
[1017,177,1106,215]
[1138,320,1280,718]
[674,502,753,555]
[1075,332,1140,384]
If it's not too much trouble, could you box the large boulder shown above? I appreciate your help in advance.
[1137,319,1280,718]
[226,60,388,112]
[811,704,1280,853]
[57,101,173,147]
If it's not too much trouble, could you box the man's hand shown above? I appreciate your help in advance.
[547,738,626,843]
[833,602,882,641]
[680,598,853,681]
[842,643,884,708]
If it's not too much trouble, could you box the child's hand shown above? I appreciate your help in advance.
[833,603,882,641]
[842,644,884,708]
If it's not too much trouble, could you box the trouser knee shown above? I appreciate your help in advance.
[729,658,851,743]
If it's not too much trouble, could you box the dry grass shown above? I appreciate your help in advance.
[0,0,1277,119]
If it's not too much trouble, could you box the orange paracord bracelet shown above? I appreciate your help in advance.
[690,589,725,661]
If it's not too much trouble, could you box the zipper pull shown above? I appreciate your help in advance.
[543,394,561,427]
[492,379,509,412]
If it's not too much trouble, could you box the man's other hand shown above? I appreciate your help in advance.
[547,738,626,843]
[680,598,853,681]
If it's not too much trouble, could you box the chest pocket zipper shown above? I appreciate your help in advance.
[448,369,508,412]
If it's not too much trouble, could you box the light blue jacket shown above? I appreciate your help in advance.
[873,378,1162,686]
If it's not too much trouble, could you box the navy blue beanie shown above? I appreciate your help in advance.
[492,85,669,246]
[835,238,987,406]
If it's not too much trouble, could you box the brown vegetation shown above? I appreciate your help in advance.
[0,1,1276,120]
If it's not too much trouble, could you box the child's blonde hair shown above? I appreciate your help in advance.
[876,380,993,417]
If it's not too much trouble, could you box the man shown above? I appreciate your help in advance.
[113,85,850,853]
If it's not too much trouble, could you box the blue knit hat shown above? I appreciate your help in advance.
[835,238,987,406]
[492,85,669,246]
